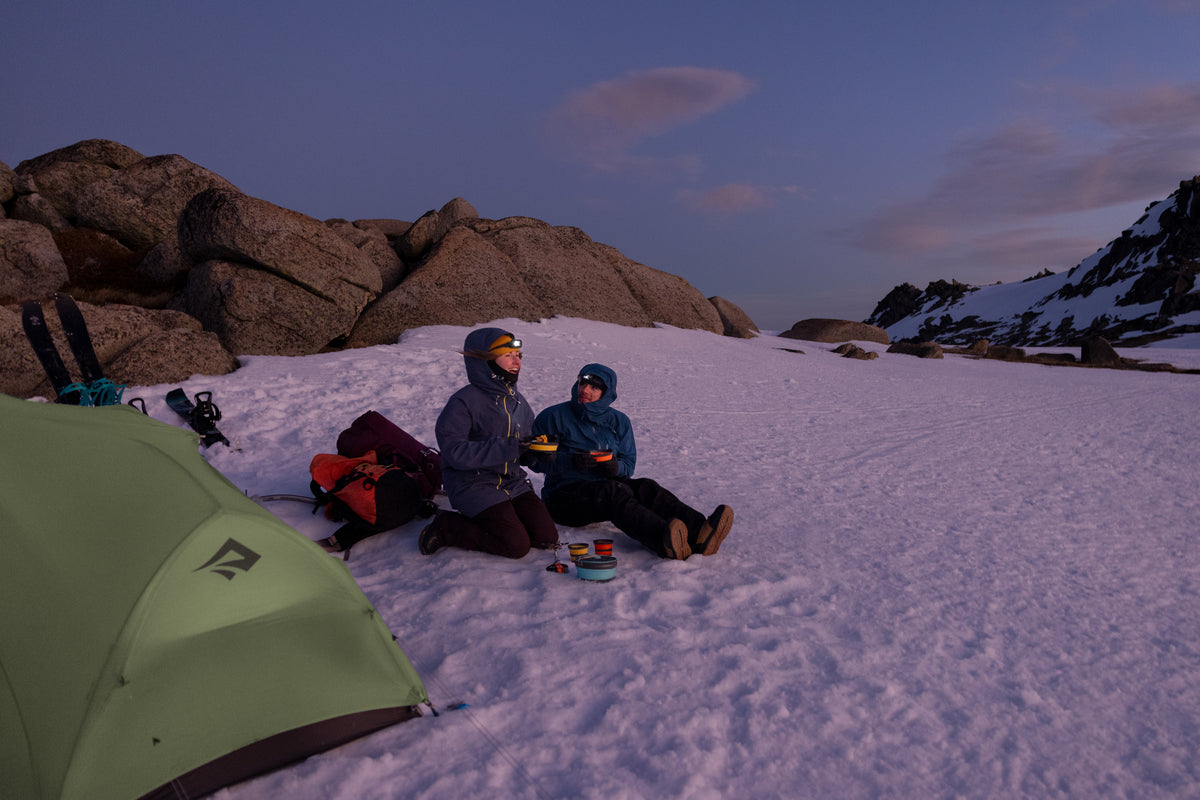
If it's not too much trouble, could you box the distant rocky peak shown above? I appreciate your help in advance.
[866,176,1200,346]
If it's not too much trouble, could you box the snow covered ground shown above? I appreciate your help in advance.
[126,317,1200,799]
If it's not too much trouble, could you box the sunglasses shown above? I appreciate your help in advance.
[578,374,606,390]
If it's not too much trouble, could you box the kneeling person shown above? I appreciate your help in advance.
[531,363,733,560]
[420,328,558,559]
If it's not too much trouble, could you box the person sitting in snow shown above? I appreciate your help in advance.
[530,363,733,560]
[419,328,559,559]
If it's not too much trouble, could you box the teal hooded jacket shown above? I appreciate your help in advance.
[531,363,636,498]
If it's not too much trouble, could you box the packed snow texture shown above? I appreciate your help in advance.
[122,318,1200,800]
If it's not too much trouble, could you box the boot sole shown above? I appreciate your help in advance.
[698,506,734,556]
[666,519,691,560]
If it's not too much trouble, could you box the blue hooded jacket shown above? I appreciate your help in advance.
[531,363,636,498]
[435,327,534,517]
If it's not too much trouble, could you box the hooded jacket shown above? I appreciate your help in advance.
[531,363,636,498]
[435,327,534,517]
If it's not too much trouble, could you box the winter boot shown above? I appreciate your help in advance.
[663,518,691,560]
[695,505,734,556]
[419,513,446,555]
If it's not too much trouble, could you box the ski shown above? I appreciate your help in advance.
[54,294,104,384]
[21,300,84,404]
[166,388,232,447]
[53,293,126,406]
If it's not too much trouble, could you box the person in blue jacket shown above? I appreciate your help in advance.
[419,328,558,559]
[531,363,733,560]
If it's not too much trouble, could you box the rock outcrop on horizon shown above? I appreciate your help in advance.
[346,216,724,348]
[0,139,754,399]
[866,177,1200,346]
[779,318,889,345]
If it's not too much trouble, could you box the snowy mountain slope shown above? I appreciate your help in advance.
[867,177,1200,346]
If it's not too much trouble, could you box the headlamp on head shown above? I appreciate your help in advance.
[487,333,522,358]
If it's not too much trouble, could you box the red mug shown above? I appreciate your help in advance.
[594,539,613,557]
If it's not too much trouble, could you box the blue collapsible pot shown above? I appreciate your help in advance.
[576,555,617,581]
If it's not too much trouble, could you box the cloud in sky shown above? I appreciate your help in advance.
[676,183,799,216]
[545,66,757,175]
[857,82,1200,260]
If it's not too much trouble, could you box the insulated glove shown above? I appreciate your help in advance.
[519,436,557,466]
[572,451,618,476]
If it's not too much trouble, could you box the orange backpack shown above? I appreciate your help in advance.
[309,450,434,556]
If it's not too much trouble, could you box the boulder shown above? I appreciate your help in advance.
[780,318,890,344]
[16,139,145,174]
[1029,352,1077,365]
[325,218,406,293]
[76,153,238,252]
[395,208,439,262]
[612,256,723,333]
[174,259,370,356]
[136,236,190,287]
[53,227,154,299]
[984,344,1027,362]
[395,197,478,262]
[434,197,479,240]
[887,340,944,359]
[348,217,724,347]
[0,160,16,206]
[353,218,412,241]
[9,193,72,231]
[175,188,382,354]
[832,343,879,360]
[708,296,759,338]
[346,226,542,347]
[0,219,69,303]
[15,139,145,222]
[0,300,237,398]
[479,218,721,332]
[1081,336,1121,366]
[106,326,238,387]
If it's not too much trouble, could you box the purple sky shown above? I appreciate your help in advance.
[4,1,1199,329]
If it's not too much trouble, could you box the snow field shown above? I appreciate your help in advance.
[118,317,1200,800]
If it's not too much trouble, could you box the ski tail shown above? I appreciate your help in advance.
[22,300,84,405]
[52,294,126,406]
[54,293,105,384]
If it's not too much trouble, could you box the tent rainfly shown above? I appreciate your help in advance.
[0,394,429,800]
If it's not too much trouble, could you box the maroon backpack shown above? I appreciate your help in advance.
[336,410,442,498]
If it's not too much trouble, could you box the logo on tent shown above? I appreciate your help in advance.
[195,538,262,580]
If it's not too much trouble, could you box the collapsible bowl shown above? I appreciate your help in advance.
[576,555,617,581]
[528,438,558,453]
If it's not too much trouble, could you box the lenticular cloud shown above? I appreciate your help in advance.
[547,66,756,168]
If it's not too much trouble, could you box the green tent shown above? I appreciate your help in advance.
[0,393,429,800]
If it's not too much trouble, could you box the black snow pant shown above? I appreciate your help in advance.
[543,477,706,558]
[441,490,559,559]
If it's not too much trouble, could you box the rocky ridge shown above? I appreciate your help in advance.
[1,140,757,399]
[866,177,1200,346]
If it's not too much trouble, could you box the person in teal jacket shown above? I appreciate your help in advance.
[531,363,733,560]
